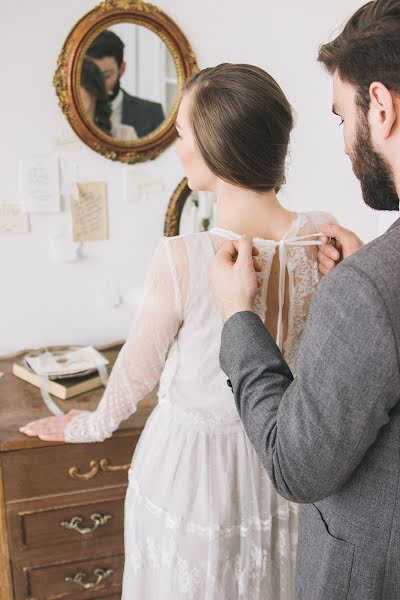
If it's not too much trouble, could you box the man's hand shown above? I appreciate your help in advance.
[318,223,364,275]
[210,234,262,322]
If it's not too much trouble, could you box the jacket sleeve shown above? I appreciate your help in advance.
[220,263,400,503]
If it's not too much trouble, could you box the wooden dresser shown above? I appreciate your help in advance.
[0,345,157,600]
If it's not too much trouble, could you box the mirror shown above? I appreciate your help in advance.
[54,0,198,163]
[79,25,178,141]
[164,178,218,237]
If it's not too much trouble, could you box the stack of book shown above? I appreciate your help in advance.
[12,346,109,400]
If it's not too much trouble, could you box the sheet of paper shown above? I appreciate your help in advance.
[124,170,165,203]
[20,156,60,213]
[52,129,83,152]
[71,182,108,242]
[0,204,30,234]
[25,347,109,377]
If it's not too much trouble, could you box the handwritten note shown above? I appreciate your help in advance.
[0,205,30,234]
[20,156,60,213]
[71,182,108,242]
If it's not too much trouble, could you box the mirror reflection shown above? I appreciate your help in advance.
[80,25,179,141]
[179,190,218,234]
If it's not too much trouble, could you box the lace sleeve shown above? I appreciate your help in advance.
[64,237,186,443]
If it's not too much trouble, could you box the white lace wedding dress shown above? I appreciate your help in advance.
[65,211,331,600]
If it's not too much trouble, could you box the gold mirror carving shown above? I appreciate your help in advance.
[54,0,198,163]
[164,178,218,236]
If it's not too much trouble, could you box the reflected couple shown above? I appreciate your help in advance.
[80,27,176,141]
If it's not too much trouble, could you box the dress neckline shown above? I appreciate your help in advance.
[209,212,302,245]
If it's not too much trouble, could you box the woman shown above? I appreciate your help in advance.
[80,56,138,141]
[21,64,336,599]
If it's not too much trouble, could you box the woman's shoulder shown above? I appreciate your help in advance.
[163,231,211,247]
[302,210,338,227]
[162,231,212,265]
[294,210,337,236]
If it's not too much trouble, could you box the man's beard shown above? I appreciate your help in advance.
[350,113,399,211]
[108,79,121,102]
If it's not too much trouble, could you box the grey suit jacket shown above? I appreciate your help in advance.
[220,217,400,600]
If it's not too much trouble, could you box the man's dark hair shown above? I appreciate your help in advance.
[318,0,400,112]
[87,30,125,68]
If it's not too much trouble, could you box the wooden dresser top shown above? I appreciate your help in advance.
[0,344,157,452]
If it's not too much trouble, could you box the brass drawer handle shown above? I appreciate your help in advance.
[69,460,99,480]
[68,457,130,480]
[100,458,130,472]
[61,513,112,535]
[65,568,113,590]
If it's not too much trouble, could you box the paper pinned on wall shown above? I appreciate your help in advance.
[19,156,61,213]
[71,182,108,242]
[0,204,30,234]
[52,129,83,152]
[124,170,165,203]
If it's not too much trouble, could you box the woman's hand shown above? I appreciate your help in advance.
[19,409,85,442]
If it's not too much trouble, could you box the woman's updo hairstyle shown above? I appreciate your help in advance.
[185,63,293,191]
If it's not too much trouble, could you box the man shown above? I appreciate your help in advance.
[86,30,165,138]
[210,1,400,598]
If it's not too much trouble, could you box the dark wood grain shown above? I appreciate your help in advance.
[0,343,157,599]
[7,487,126,556]
[0,344,157,451]
[13,552,123,600]
[3,435,137,501]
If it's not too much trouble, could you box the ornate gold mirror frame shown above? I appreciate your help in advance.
[164,177,192,236]
[54,0,198,164]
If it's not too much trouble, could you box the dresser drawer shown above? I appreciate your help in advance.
[8,490,126,554]
[2,434,138,501]
[13,553,123,600]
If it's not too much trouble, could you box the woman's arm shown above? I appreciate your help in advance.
[20,238,186,443]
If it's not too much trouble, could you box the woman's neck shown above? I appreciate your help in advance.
[212,181,297,241]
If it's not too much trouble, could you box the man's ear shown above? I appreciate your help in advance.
[369,82,397,140]
[119,61,126,78]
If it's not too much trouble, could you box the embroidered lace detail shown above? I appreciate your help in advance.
[284,216,321,372]
[253,246,275,322]
[127,477,296,540]
[125,535,278,600]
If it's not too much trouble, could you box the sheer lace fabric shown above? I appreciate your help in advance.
[65,211,333,599]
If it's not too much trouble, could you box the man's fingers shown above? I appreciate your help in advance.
[231,240,259,255]
[319,223,363,259]
[236,234,256,269]
[318,264,330,276]
[317,249,337,274]
[219,240,238,265]
[218,238,260,272]
[320,243,341,262]
[253,257,262,272]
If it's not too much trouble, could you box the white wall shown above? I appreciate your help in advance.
[0,0,397,355]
